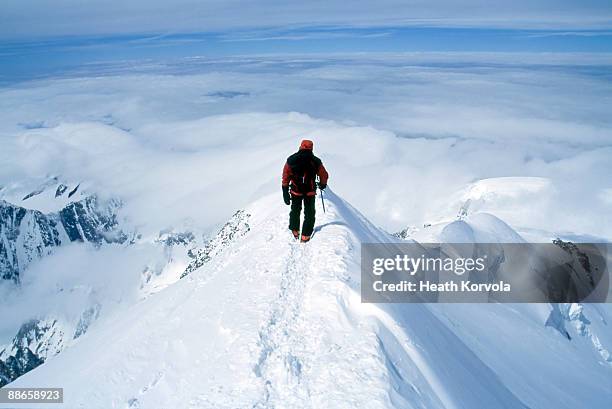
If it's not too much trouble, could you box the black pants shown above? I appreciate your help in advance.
[289,195,316,236]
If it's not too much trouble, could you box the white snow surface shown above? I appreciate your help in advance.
[7,190,612,409]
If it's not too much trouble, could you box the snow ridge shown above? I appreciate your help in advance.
[253,242,311,407]
[5,191,612,408]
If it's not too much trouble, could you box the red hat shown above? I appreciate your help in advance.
[299,139,313,150]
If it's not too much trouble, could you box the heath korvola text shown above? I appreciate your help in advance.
[370,254,511,293]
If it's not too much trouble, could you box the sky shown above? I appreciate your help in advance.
[2,1,612,83]
[3,0,612,40]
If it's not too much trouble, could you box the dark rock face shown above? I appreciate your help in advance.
[181,210,251,278]
[0,319,59,387]
[55,184,68,198]
[22,177,60,201]
[0,196,127,283]
[553,238,595,287]
[59,196,126,244]
[67,184,79,198]
[392,226,418,240]
[0,201,62,282]
[0,347,43,387]
[0,308,105,387]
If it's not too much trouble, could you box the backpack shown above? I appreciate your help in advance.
[287,150,321,194]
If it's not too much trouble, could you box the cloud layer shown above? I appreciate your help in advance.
[0,53,611,239]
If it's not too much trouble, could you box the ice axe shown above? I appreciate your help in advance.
[317,178,326,213]
[320,188,326,213]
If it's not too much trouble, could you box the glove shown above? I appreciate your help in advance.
[282,186,291,205]
[318,183,327,191]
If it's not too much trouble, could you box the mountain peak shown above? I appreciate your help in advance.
[5,190,612,408]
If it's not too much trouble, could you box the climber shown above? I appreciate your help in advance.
[281,139,329,242]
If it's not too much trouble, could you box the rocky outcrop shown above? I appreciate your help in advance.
[59,196,126,244]
[0,347,43,387]
[0,196,127,283]
[0,201,62,282]
[181,210,251,278]
[0,319,65,387]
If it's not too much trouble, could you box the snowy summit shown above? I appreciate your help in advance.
[6,190,611,408]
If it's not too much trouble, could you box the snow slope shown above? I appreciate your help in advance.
[6,191,612,409]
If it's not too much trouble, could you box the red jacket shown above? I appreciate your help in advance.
[282,150,329,196]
